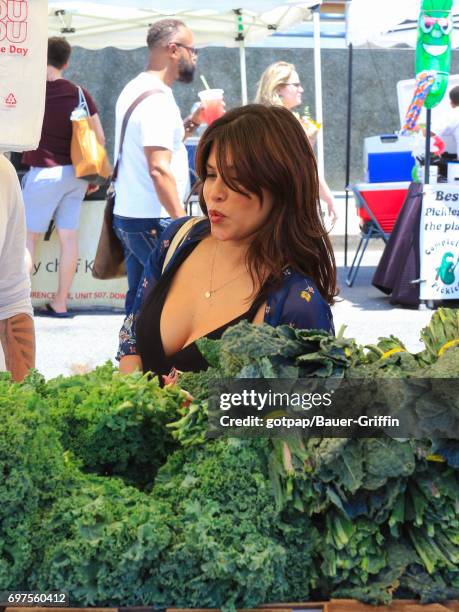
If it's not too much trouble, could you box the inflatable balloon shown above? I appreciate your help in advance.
[401,71,435,134]
[415,0,453,109]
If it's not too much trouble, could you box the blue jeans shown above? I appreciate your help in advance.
[113,215,171,315]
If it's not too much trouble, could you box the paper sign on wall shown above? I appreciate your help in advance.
[420,184,459,300]
[0,0,48,152]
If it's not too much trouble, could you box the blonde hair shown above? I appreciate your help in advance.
[254,61,296,107]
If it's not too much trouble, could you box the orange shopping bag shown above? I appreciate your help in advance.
[71,87,112,184]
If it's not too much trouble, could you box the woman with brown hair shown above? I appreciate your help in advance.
[255,61,338,225]
[118,104,337,376]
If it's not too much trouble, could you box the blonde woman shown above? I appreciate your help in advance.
[255,61,337,225]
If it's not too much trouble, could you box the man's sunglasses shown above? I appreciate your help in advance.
[169,41,199,56]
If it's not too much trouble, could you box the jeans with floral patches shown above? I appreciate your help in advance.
[113,215,171,315]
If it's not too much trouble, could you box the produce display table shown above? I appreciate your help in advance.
[4,601,459,612]
[2,311,458,611]
[266,601,459,611]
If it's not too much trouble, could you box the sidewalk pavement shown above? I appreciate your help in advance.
[33,245,435,380]
[32,191,445,379]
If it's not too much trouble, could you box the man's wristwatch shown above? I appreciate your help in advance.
[184,115,202,134]
[185,121,198,133]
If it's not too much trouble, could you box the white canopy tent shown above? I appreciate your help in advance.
[48,0,325,171]
[48,2,320,100]
[341,0,459,265]
[47,1,318,49]
[346,0,459,48]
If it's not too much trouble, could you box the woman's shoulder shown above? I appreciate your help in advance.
[282,269,327,294]
[160,216,193,242]
[279,269,331,312]
[146,216,209,275]
[129,217,208,319]
[159,216,209,250]
[267,269,334,334]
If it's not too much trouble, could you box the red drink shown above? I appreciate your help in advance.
[202,99,225,124]
[198,89,225,125]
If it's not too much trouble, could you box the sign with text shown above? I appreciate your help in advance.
[31,201,127,310]
[0,0,48,151]
[420,184,459,300]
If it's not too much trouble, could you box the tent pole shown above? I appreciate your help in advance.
[312,5,324,177]
[344,42,353,268]
[422,108,432,309]
[239,40,248,105]
[425,108,431,184]
[234,9,248,105]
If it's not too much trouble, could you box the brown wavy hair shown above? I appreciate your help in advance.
[194,104,337,305]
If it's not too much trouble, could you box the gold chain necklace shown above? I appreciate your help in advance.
[204,242,247,299]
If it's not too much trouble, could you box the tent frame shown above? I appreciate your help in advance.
[51,2,325,171]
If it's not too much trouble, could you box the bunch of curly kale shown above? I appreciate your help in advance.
[0,308,457,608]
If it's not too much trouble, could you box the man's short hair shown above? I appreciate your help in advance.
[450,86,459,107]
[146,19,187,50]
[47,37,71,69]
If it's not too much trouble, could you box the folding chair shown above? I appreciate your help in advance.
[346,182,409,287]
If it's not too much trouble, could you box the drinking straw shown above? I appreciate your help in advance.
[200,75,211,90]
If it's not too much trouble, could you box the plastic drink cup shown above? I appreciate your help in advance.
[198,89,225,125]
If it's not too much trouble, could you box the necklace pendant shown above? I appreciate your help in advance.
[204,291,212,299]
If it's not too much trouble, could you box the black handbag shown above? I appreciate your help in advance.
[92,89,160,280]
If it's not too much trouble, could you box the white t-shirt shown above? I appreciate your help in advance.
[0,154,33,371]
[113,72,189,218]
[435,108,459,156]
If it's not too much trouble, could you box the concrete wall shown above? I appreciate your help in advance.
[66,46,459,190]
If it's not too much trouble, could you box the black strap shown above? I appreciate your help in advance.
[112,88,162,181]
[44,220,55,242]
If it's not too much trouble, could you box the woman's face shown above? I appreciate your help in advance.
[277,70,304,110]
[203,145,273,242]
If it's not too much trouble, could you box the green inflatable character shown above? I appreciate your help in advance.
[415,0,453,109]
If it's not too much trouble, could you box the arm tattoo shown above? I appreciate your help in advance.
[0,314,36,382]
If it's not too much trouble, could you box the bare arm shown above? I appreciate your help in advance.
[90,113,106,146]
[0,313,35,382]
[119,354,143,374]
[183,104,204,140]
[144,146,187,219]
[299,119,337,224]
[318,175,338,226]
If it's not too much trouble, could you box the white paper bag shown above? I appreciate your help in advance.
[0,0,48,152]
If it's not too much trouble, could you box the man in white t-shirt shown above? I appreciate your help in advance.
[113,18,202,314]
[0,154,35,380]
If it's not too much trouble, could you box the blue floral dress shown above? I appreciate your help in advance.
[117,217,334,359]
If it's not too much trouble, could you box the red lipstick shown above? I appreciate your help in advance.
[208,210,226,224]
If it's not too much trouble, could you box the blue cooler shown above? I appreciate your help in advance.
[364,134,415,183]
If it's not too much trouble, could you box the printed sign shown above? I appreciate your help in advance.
[31,201,128,310]
[420,184,459,300]
[0,0,47,151]
[0,0,28,47]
